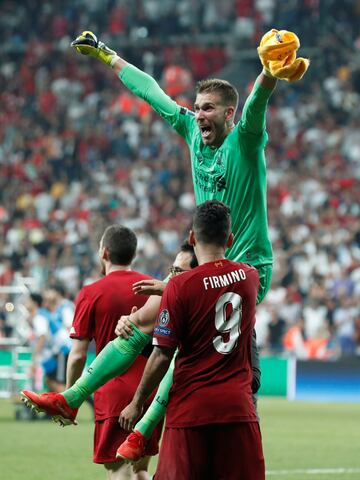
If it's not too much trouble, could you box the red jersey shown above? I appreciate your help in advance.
[70,270,152,421]
[153,260,259,428]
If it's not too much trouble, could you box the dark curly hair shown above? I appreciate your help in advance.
[193,200,231,247]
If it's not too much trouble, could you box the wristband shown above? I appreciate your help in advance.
[110,55,121,68]
[262,68,275,79]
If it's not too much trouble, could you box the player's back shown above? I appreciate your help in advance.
[162,259,259,428]
[71,270,152,420]
[74,270,151,354]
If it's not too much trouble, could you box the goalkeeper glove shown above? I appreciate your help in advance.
[70,31,119,67]
[258,29,310,82]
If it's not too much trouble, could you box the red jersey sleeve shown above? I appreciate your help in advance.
[69,288,95,340]
[153,279,184,349]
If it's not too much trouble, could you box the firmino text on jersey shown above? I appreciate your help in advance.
[203,269,247,290]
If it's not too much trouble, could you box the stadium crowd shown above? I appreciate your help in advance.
[0,0,359,360]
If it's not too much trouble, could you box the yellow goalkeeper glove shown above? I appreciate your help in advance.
[70,31,119,67]
[258,29,310,82]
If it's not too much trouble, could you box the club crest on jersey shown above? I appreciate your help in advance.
[196,152,204,165]
[159,309,170,327]
[214,261,223,268]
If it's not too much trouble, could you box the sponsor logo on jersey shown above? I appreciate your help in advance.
[215,174,226,191]
[154,326,172,337]
[159,309,170,326]
[180,107,195,116]
[194,162,227,193]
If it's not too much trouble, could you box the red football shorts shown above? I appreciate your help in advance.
[93,417,163,464]
[154,422,265,480]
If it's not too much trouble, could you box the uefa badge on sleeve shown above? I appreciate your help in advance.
[155,309,171,337]
[159,309,170,327]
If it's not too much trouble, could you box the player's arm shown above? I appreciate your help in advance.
[66,338,89,388]
[239,73,276,136]
[115,295,162,338]
[132,278,167,296]
[258,71,278,90]
[239,32,279,137]
[241,29,309,136]
[119,280,183,430]
[115,273,174,338]
[71,32,180,123]
[66,289,93,387]
[119,345,175,431]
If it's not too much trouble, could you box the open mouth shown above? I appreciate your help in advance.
[199,125,212,139]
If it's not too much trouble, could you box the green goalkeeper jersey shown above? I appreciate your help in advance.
[120,65,273,268]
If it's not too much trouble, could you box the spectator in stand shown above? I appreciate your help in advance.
[266,309,286,355]
[0,0,359,358]
[25,293,53,391]
[42,285,74,391]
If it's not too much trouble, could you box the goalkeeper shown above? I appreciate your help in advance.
[21,28,309,459]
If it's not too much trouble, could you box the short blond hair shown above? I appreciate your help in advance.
[196,78,239,110]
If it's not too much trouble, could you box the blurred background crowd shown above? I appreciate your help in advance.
[0,0,359,361]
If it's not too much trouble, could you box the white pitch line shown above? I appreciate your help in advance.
[266,468,360,476]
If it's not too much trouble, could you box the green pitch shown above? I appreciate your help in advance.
[259,398,360,479]
[1,397,359,480]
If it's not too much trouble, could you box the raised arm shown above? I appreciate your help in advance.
[71,31,179,121]
[240,72,276,136]
[241,28,310,136]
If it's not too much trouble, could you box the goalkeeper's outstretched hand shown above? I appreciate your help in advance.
[71,31,119,67]
[258,29,310,82]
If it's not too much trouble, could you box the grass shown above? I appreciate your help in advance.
[1,397,359,480]
[259,399,360,479]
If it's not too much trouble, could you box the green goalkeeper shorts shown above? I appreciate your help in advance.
[256,264,273,305]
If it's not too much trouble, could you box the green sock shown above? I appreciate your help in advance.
[135,354,176,439]
[63,324,151,408]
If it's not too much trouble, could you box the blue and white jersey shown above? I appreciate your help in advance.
[49,300,74,355]
[31,307,54,371]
